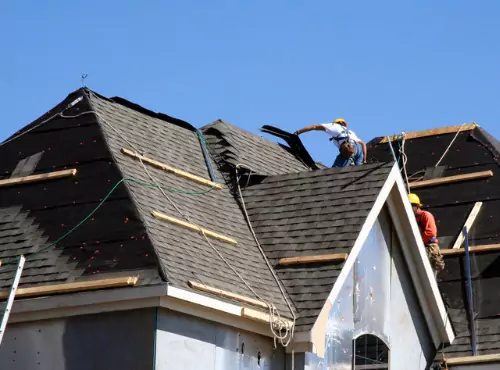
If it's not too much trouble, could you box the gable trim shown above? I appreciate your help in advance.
[301,163,454,355]
[306,163,400,356]
[387,171,455,346]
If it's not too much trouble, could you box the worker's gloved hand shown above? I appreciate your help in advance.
[293,131,299,135]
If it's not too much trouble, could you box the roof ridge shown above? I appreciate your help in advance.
[378,122,479,144]
[84,87,196,132]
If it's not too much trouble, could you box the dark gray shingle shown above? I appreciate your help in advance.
[242,162,394,330]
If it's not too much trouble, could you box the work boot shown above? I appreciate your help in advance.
[427,243,445,272]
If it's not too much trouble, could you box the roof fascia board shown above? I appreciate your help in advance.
[8,284,167,324]
[307,163,400,354]
[7,283,298,341]
[162,286,298,339]
[388,172,455,346]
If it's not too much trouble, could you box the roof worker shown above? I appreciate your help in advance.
[409,193,445,275]
[294,118,367,167]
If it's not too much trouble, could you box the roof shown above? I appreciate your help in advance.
[367,124,500,359]
[0,89,162,290]
[202,119,310,176]
[241,162,394,330]
[0,88,299,318]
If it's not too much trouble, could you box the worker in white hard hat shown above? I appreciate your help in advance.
[409,193,445,274]
[294,118,367,167]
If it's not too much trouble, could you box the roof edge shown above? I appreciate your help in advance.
[378,122,479,144]
[304,163,454,357]
[85,88,196,132]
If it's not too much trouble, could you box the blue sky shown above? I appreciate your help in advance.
[2,1,499,166]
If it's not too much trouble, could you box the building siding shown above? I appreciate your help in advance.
[0,308,155,370]
[305,207,434,369]
[155,308,286,370]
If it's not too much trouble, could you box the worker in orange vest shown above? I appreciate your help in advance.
[409,193,445,273]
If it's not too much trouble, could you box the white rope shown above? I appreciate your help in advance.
[398,133,411,193]
[235,164,296,347]
[87,89,294,346]
[434,122,468,167]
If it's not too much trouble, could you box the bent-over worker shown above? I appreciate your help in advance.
[294,118,367,167]
[409,193,445,274]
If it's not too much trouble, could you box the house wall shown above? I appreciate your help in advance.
[155,308,286,370]
[305,208,435,369]
[0,308,155,370]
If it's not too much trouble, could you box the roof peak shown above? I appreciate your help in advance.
[379,122,479,144]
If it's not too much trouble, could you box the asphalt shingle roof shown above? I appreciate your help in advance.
[241,162,394,330]
[88,91,293,315]
[202,119,310,176]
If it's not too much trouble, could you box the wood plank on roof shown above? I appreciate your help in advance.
[409,170,493,189]
[0,169,77,187]
[441,243,500,256]
[121,148,222,190]
[278,253,348,266]
[451,202,483,249]
[379,123,478,144]
[187,281,267,309]
[151,211,237,245]
[0,276,138,300]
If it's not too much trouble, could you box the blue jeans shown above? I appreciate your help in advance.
[333,142,364,167]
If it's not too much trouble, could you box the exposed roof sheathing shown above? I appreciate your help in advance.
[368,125,500,359]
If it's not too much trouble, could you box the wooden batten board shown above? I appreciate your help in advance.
[187,281,268,309]
[121,148,222,190]
[278,253,348,266]
[409,171,493,189]
[451,202,483,249]
[0,169,77,187]
[241,307,294,327]
[441,243,500,256]
[0,276,138,300]
[379,123,478,144]
[444,353,500,365]
[151,211,238,245]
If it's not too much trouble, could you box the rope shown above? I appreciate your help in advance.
[0,177,215,267]
[399,133,411,192]
[235,164,296,347]
[140,158,294,346]
[434,122,468,167]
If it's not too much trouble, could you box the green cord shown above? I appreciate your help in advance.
[2,177,216,266]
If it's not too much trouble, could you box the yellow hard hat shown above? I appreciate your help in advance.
[408,193,422,207]
[333,118,348,126]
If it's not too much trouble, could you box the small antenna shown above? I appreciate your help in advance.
[81,73,88,87]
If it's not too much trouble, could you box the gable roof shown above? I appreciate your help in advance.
[367,124,500,359]
[241,163,394,331]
